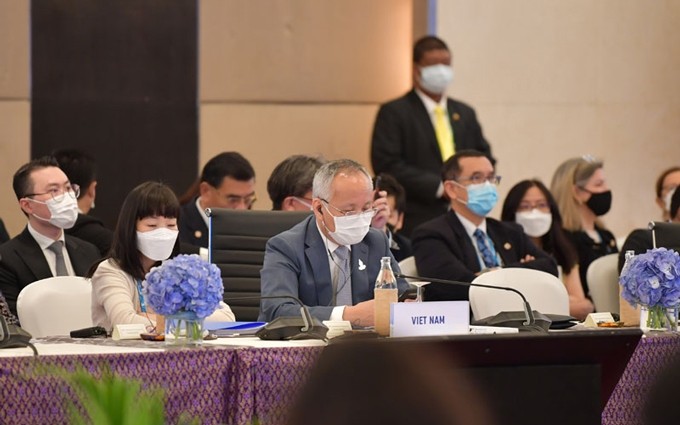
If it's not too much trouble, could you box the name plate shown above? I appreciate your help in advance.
[390,301,469,337]
[322,320,353,339]
[112,324,147,340]
[583,312,615,328]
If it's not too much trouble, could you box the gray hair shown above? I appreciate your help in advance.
[312,159,373,200]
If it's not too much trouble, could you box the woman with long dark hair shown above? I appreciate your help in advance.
[90,181,234,331]
[502,179,594,320]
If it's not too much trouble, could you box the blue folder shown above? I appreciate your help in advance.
[204,321,266,336]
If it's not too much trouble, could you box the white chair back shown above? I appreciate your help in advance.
[586,253,620,314]
[17,276,93,338]
[398,256,418,281]
[470,268,569,320]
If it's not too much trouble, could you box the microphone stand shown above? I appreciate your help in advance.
[397,273,539,330]
[224,295,328,340]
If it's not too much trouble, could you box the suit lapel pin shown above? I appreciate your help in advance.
[452,112,460,121]
[194,230,202,239]
[503,242,512,250]
[358,259,366,271]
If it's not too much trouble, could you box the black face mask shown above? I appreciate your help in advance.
[585,190,612,216]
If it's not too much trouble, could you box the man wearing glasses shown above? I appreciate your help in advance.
[178,151,257,249]
[412,150,557,301]
[259,159,409,326]
[0,157,100,317]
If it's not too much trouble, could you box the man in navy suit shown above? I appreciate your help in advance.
[179,152,256,250]
[0,157,100,316]
[259,159,409,326]
[412,150,557,301]
[371,36,493,236]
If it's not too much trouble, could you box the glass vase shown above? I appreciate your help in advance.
[639,305,678,332]
[164,311,205,346]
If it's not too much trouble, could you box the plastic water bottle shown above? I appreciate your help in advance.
[374,257,398,336]
[620,250,633,274]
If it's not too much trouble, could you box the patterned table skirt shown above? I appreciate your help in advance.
[0,333,677,425]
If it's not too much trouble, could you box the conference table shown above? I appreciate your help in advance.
[0,331,678,425]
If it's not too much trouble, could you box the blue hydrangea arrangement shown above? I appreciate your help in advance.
[619,248,680,308]
[143,254,223,319]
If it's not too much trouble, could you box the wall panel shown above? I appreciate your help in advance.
[438,0,680,236]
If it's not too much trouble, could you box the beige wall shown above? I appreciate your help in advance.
[199,0,413,210]
[438,0,680,237]
[0,0,30,237]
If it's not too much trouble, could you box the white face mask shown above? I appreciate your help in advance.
[419,64,454,94]
[136,228,179,261]
[515,209,553,238]
[324,205,374,246]
[664,187,676,213]
[29,194,79,229]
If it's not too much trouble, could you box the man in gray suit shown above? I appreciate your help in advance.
[259,159,409,326]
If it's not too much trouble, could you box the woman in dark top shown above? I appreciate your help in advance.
[502,179,594,319]
[550,156,618,299]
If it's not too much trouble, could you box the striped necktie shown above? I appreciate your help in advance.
[473,229,498,268]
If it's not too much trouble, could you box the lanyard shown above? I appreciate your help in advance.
[136,279,147,313]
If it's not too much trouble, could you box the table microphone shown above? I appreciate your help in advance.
[396,273,547,333]
[223,295,328,341]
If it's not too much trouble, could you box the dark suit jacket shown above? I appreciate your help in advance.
[389,230,413,262]
[0,219,9,244]
[567,227,618,297]
[65,213,113,256]
[178,197,208,249]
[371,90,493,236]
[258,216,410,322]
[411,211,558,301]
[618,229,651,273]
[0,227,101,315]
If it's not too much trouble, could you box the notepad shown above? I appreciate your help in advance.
[204,321,267,336]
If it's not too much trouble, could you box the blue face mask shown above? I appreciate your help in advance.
[465,182,498,217]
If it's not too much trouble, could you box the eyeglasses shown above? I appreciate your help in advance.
[25,184,80,202]
[293,197,313,209]
[321,199,377,218]
[225,194,257,208]
[517,201,550,212]
[454,175,501,186]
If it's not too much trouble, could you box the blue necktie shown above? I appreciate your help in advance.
[473,229,498,268]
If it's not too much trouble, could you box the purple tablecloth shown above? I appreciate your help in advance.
[1,334,678,425]
[0,347,244,425]
[602,333,680,425]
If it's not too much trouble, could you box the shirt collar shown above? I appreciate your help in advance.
[27,222,65,250]
[195,197,210,228]
[415,88,448,114]
[455,211,487,239]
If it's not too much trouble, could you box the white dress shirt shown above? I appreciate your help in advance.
[27,223,76,276]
